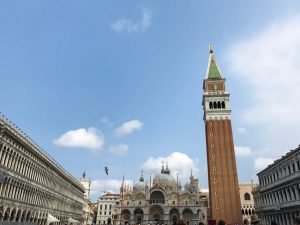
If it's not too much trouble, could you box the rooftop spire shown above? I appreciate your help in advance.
[206,45,223,80]
[165,161,170,174]
[190,169,194,180]
[161,160,165,173]
[140,169,144,182]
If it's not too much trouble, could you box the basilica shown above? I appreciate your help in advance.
[113,164,208,225]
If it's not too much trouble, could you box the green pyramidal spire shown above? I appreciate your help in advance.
[206,45,223,79]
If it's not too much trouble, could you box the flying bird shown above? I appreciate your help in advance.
[104,167,109,175]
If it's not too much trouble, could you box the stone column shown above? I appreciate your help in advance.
[17,210,23,222]
[0,206,7,222]
[294,185,299,200]
[130,213,134,224]
[279,214,283,225]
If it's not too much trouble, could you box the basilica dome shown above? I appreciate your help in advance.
[133,175,146,192]
[153,173,176,184]
[184,182,193,192]
[153,166,176,186]
[134,181,146,192]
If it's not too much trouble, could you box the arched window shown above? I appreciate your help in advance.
[244,193,251,200]
[221,101,225,108]
[213,102,217,109]
[209,102,213,109]
[150,191,165,204]
[217,102,221,109]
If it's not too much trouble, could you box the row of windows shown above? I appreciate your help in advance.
[97,220,112,225]
[261,211,299,225]
[0,206,70,224]
[209,101,226,109]
[99,211,111,215]
[255,184,300,208]
[0,141,83,200]
[100,198,117,200]
[242,205,254,208]
[99,204,112,210]
[241,208,255,216]
[1,130,44,166]
[0,124,79,191]
[0,177,82,213]
[259,160,300,186]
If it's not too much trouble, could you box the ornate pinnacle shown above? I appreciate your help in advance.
[209,45,213,54]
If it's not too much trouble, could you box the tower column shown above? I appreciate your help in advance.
[202,46,242,224]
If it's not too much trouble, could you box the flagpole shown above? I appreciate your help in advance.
[120,175,124,225]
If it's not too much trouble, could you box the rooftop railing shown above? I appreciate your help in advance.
[0,113,82,188]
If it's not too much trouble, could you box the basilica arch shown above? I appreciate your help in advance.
[133,208,144,224]
[149,205,164,222]
[121,209,131,223]
[169,208,179,225]
[182,208,193,225]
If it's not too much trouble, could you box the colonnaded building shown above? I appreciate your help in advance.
[252,145,300,225]
[0,115,86,224]
[112,165,208,225]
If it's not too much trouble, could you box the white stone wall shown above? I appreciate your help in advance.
[0,116,85,225]
[253,146,300,225]
[97,193,120,225]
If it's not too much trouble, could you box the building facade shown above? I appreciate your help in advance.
[0,115,85,225]
[115,166,207,225]
[239,183,257,224]
[79,173,94,225]
[97,193,120,225]
[202,46,242,224]
[252,145,300,225]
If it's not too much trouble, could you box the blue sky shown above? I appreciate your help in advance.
[1,1,300,201]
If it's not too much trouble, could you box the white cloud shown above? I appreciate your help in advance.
[115,120,144,137]
[111,10,152,33]
[141,152,200,182]
[228,13,300,158]
[235,146,252,157]
[53,127,104,150]
[254,157,274,171]
[109,144,129,157]
[91,179,133,197]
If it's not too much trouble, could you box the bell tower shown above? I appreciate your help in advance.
[202,46,242,224]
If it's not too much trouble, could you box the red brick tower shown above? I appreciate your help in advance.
[202,46,242,225]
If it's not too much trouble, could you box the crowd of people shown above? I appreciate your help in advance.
[216,215,300,225]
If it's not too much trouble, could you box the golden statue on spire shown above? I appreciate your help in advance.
[209,45,213,54]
